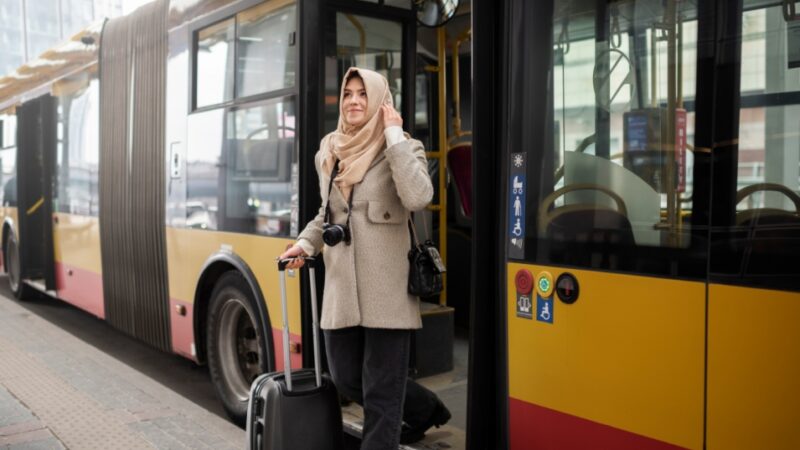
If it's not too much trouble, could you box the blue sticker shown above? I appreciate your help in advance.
[509,174,525,240]
[536,294,553,324]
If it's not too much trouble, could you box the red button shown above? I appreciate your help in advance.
[515,269,533,295]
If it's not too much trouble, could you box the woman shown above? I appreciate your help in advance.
[279,67,450,449]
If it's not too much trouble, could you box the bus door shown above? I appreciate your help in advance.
[705,0,800,448]
[505,1,707,448]
[314,1,465,444]
[15,94,57,292]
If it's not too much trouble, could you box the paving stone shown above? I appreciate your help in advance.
[0,294,243,450]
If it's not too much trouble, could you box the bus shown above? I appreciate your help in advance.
[0,0,798,449]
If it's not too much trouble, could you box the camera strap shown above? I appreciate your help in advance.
[323,159,354,226]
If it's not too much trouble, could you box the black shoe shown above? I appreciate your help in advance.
[399,400,451,445]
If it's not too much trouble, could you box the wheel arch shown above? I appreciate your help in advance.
[193,251,274,370]
[2,217,16,272]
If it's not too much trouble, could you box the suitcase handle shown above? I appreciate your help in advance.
[277,257,322,391]
[277,256,316,271]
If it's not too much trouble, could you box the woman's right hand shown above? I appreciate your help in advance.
[279,244,308,269]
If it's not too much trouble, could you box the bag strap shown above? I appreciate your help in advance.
[323,160,340,224]
[324,160,355,229]
[408,215,420,249]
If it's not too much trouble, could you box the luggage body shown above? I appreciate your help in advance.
[245,257,343,450]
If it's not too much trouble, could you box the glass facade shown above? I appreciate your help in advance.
[0,0,123,77]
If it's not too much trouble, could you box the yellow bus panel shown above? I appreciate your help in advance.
[707,284,800,450]
[507,263,704,449]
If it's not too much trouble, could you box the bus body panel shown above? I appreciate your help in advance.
[507,263,704,450]
[707,284,800,450]
[165,226,302,369]
[52,212,104,318]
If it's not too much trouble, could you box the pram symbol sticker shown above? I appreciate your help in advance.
[512,176,523,194]
[507,153,526,259]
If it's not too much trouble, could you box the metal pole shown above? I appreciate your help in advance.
[665,0,677,245]
[279,269,292,391]
[308,266,321,388]
[436,26,447,306]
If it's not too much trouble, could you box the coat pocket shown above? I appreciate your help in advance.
[366,200,405,224]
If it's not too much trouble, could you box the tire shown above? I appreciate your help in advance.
[206,271,271,426]
[4,232,29,300]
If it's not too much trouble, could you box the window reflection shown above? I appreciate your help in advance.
[540,0,698,260]
[236,2,297,98]
[185,99,296,236]
[196,18,235,108]
[0,114,17,207]
[55,73,100,216]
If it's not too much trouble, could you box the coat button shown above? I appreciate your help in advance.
[383,212,391,220]
[343,207,348,213]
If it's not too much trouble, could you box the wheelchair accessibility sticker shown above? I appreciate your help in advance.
[536,294,553,324]
[508,153,526,259]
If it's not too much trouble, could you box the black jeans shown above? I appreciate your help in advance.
[323,326,438,450]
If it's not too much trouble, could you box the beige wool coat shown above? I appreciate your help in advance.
[297,134,433,330]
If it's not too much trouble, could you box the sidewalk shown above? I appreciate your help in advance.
[0,294,243,450]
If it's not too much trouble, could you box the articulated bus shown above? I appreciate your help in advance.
[0,0,798,449]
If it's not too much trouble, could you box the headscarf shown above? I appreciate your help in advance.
[322,67,393,200]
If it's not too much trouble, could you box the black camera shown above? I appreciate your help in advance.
[322,223,351,246]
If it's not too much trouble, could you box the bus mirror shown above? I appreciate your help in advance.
[415,0,459,28]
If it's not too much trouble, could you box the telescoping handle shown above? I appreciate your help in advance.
[277,257,321,391]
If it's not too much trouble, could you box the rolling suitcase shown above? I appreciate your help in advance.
[246,257,343,450]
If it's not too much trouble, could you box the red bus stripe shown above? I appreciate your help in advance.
[509,397,688,450]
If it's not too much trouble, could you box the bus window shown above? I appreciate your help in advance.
[193,0,297,110]
[711,1,800,290]
[324,12,403,133]
[531,0,700,272]
[0,113,16,207]
[54,72,100,217]
[185,98,297,236]
[235,1,297,98]
[223,98,296,236]
[195,18,235,109]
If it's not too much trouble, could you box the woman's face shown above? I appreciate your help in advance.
[342,76,368,127]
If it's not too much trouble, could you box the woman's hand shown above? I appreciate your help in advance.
[381,104,402,128]
[279,244,308,269]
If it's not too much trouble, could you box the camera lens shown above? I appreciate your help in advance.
[323,224,345,246]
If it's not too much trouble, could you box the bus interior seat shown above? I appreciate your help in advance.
[447,142,472,225]
[539,184,635,268]
[733,183,800,275]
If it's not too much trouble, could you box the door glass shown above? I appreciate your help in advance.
[537,0,698,271]
[324,12,403,133]
[0,113,17,208]
[712,1,800,290]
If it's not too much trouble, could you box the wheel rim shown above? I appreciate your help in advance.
[6,237,20,293]
[217,297,262,401]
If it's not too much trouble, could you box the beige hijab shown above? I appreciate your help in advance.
[322,67,393,200]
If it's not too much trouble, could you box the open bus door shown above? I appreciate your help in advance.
[299,1,472,447]
[14,94,57,296]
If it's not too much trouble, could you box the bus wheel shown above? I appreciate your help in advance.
[4,232,28,300]
[206,271,269,426]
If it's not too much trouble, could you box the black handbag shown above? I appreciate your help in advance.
[407,216,446,297]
